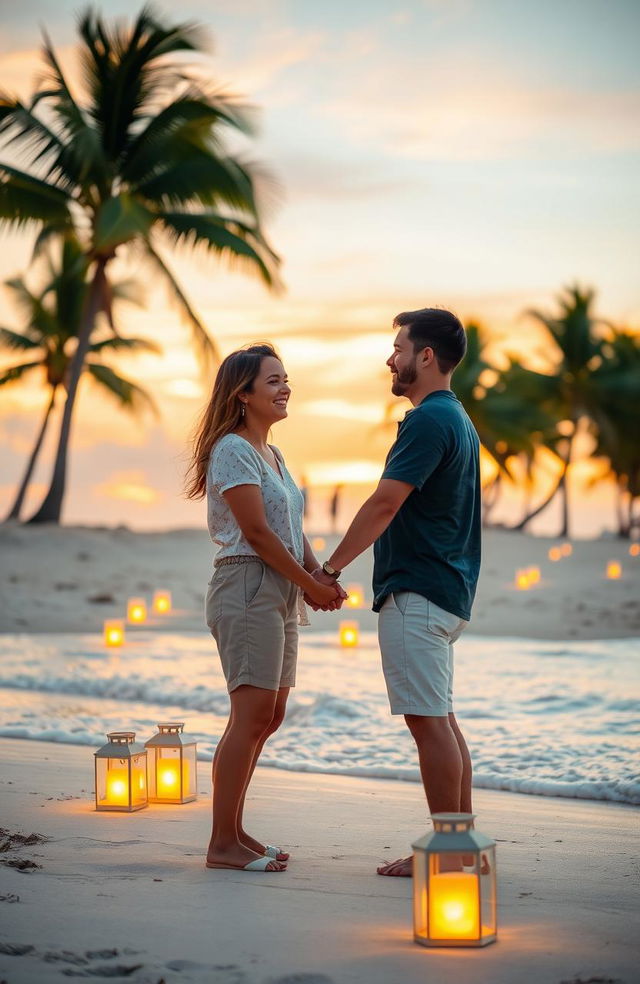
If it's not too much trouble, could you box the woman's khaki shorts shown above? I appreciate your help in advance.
[205,560,299,693]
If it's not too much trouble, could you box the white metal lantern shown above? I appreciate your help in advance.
[412,813,497,947]
[94,731,148,812]
[145,722,197,804]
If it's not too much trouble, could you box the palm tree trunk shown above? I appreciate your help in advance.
[4,386,58,522]
[512,467,565,531]
[27,259,107,524]
[482,473,502,526]
[557,435,574,539]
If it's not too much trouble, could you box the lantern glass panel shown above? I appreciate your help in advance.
[428,853,481,941]
[94,732,148,812]
[480,845,497,937]
[145,723,197,803]
[413,848,428,938]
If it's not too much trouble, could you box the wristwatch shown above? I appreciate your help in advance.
[322,560,342,579]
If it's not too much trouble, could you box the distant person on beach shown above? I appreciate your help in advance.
[310,309,481,877]
[300,474,309,518]
[186,343,344,873]
[329,483,343,533]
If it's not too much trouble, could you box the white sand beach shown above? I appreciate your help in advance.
[1,738,638,984]
[1,523,639,638]
[1,524,639,983]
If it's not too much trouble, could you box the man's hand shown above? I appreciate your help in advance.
[304,568,348,611]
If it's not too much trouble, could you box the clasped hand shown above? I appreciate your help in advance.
[304,568,348,612]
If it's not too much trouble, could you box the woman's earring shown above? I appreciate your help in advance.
[240,402,245,418]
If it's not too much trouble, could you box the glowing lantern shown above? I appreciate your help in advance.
[561,543,573,557]
[606,561,622,580]
[339,620,359,648]
[345,583,365,608]
[145,722,197,804]
[514,569,530,590]
[312,536,326,552]
[103,619,125,647]
[152,590,172,615]
[527,566,541,585]
[94,732,148,812]
[629,543,639,558]
[413,813,497,948]
[127,597,147,624]
[548,546,562,562]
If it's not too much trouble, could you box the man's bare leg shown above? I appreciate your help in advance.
[449,711,473,813]
[377,714,464,877]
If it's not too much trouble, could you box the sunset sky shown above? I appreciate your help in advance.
[1,0,639,534]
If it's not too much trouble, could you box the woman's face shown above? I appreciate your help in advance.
[242,356,290,425]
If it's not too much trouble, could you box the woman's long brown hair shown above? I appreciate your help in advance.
[184,343,280,500]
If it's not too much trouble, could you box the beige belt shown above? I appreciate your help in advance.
[212,554,310,626]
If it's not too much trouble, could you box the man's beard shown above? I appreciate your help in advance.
[391,358,417,396]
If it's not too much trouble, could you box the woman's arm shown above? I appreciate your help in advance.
[222,484,339,608]
[302,534,320,573]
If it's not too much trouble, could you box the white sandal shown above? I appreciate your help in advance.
[206,856,285,872]
[264,844,289,860]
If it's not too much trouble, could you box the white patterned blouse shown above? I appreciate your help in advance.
[207,433,305,565]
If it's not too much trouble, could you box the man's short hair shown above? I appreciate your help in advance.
[394,308,466,374]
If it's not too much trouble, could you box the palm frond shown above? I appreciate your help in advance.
[142,238,217,366]
[85,361,159,416]
[159,210,280,288]
[0,326,43,351]
[93,192,154,253]
[110,277,146,307]
[0,163,73,230]
[78,5,209,162]
[0,96,70,184]
[0,361,42,386]
[122,95,253,185]
[135,150,259,214]
[89,334,161,355]
[34,34,107,195]
[3,276,60,339]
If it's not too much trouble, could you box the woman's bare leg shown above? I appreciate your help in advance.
[238,687,290,858]
[207,685,285,870]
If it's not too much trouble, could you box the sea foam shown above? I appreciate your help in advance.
[0,631,638,806]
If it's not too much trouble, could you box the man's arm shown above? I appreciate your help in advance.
[325,478,414,574]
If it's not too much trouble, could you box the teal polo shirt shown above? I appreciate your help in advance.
[372,390,481,621]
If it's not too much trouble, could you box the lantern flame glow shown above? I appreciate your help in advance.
[103,620,124,647]
[127,598,147,623]
[152,590,172,615]
[606,560,622,580]
[339,621,359,648]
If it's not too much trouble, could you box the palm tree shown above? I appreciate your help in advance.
[587,330,640,537]
[1,235,159,521]
[519,285,606,537]
[0,5,280,522]
[452,322,558,524]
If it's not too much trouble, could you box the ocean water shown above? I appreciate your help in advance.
[0,631,638,806]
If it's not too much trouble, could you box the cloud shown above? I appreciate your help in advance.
[93,470,162,505]
[319,46,640,161]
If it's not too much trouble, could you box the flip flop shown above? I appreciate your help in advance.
[206,856,286,872]
[264,844,289,860]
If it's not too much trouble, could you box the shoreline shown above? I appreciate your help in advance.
[1,729,637,810]
[0,737,637,984]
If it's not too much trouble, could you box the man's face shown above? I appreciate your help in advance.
[386,325,418,396]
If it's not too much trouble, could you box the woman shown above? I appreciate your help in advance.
[185,344,341,872]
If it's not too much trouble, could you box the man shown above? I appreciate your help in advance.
[313,307,481,877]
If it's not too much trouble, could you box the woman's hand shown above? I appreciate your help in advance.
[304,577,341,610]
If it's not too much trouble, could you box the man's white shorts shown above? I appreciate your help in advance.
[377,591,468,716]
